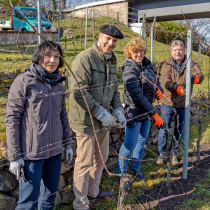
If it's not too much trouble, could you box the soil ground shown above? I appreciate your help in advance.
[130,143,210,210]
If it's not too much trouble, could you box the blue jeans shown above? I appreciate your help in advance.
[117,120,151,175]
[16,153,62,210]
[158,103,185,155]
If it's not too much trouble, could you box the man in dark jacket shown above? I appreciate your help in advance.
[157,40,204,166]
[69,25,126,210]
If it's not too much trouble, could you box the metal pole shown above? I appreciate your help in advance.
[141,13,146,39]
[150,16,156,63]
[37,0,41,44]
[197,40,201,64]
[183,29,192,179]
[151,26,153,63]
[85,7,88,50]
[116,12,119,25]
[138,12,141,38]
[107,0,108,24]
[58,3,61,43]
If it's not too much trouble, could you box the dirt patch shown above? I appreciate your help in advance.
[132,144,210,209]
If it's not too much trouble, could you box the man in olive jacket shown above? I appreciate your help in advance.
[157,40,204,166]
[69,25,126,210]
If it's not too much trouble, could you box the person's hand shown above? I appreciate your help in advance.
[156,90,163,100]
[65,144,73,164]
[191,75,199,84]
[152,113,163,128]
[113,110,126,128]
[95,107,117,127]
[176,86,184,96]
[9,158,24,180]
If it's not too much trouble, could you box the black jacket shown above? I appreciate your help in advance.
[122,57,163,125]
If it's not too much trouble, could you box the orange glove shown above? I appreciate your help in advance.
[156,90,163,100]
[192,75,199,84]
[176,86,184,96]
[152,113,163,127]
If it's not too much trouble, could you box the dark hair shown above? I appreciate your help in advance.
[32,41,64,68]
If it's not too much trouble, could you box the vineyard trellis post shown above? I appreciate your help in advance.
[85,7,88,49]
[183,29,193,179]
[116,12,119,25]
[141,13,146,40]
[197,39,202,63]
[138,12,140,38]
[37,0,42,44]
[151,26,154,63]
[58,2,61,43]
[106,0,108,24]
[150,16,156,64]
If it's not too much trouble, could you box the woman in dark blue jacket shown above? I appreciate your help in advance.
[117,38,163,183]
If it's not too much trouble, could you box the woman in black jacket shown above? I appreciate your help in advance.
[117,38,163,184]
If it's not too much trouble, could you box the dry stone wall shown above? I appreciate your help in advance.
[0,92,209,208]
[0,32,58,45]
[0,70,20,94]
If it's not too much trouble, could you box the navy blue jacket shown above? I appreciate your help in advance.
[122,57,163,125]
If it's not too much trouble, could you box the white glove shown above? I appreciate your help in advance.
[113,109,126,128]
[95,106,117,127]
[9,158,24,180]
[65,144,73,164]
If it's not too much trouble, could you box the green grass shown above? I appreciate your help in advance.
[184,170,210,209]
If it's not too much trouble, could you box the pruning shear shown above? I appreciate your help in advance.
[20,165,26,182]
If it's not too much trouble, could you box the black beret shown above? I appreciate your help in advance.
[99,24,124,39]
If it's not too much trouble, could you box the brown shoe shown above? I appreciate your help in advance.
[172,154,179,166]
[156,155,166,165]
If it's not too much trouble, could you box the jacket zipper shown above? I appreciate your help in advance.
[48,84,52,156]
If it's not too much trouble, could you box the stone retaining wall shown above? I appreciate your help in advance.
[0,70,20,94]
[0,31,58,45]
[0,91,209,208]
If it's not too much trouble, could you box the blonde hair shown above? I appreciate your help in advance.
[124,38,147,58]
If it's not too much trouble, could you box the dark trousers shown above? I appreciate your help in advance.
[16,153,62,210]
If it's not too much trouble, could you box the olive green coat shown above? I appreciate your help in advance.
[161,56,204,108]
[68,43,122,133]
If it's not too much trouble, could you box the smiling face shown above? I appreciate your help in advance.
[40,49,60,73]
[98,33,118,54]
[131,49,145,64]
[171,44,185,63]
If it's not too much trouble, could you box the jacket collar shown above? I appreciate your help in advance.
[165,55,187,73]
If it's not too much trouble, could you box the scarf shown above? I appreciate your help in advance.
[173,57,186,74]
[34,64,65,85]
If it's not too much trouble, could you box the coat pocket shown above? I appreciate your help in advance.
[126,107,141,127]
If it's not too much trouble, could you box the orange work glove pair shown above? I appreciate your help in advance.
[152,112,163,128]
[192,75,199,84]
[176,86,184,96]
[156,90,163,100]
